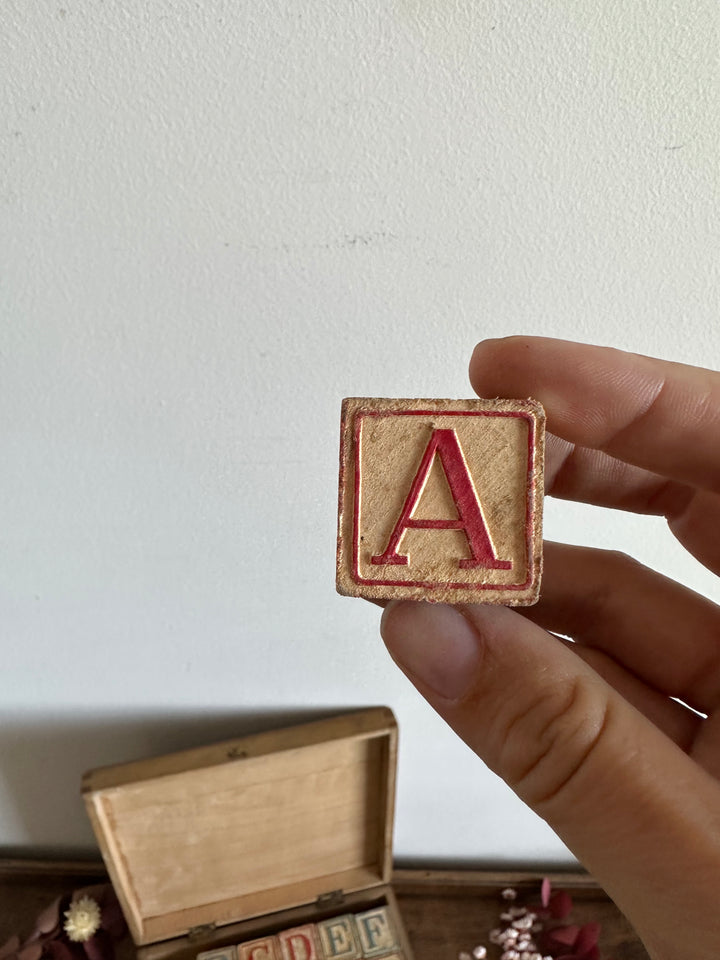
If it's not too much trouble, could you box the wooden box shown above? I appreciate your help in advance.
[82,709,414,960]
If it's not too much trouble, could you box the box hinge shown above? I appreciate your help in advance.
[316,889,345,909]
[188,923,217,942]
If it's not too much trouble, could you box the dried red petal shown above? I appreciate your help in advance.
[541,877,552,908]
[546,924,580,948]
[574,923,600,953]
[549,890,574,920]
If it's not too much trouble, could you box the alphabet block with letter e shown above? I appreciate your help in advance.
[336,397,545,605]
[317,916,361,960]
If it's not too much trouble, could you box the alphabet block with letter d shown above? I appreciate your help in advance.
[336,397,544,605]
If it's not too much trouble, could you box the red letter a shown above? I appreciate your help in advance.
[370,428,512,570]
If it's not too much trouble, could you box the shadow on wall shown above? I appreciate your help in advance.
[0,706,354,859]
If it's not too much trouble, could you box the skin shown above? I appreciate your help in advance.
[379,336,720,960]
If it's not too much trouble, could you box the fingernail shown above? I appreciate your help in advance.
[380,601,480,700]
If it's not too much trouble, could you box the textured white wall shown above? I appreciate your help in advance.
[1,1,719,864]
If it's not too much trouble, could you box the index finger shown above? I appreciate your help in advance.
[469,336,720,493]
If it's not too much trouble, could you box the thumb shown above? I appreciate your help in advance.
[381,600,720,959]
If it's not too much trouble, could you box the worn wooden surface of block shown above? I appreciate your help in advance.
[238,938,280,960]
[278,925,320,960]
[354,907,398,958]
[337,398,544,605]
[317,915,362,960]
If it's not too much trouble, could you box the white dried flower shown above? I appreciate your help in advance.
[63,896,102,942]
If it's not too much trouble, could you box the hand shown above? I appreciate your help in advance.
[380,336,720,960]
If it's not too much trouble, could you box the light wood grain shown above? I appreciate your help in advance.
[336,398,544,605]
[83,710,397,947]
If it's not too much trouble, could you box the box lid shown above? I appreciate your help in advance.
[82,708,397,948]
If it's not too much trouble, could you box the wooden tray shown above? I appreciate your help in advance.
[82,709,400,951]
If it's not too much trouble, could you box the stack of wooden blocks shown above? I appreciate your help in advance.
[198,908,401,960]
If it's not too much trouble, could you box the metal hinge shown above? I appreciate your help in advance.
[316,889,345,909]
[188,923,217,942]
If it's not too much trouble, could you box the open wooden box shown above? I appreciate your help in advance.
[82,708,413,960]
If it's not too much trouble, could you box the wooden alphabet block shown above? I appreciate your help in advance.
[237,939,280,960]
[354,908,398,958]
[337,397,544,605]
[317,915,362,960]
[278,926,320,960]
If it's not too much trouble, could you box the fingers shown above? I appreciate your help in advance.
[558,639,700,751]
[528,542,720,716]
[470,336,720,493]
[381,601,720,956]
[544,434,720,575]
[544,434,694,517]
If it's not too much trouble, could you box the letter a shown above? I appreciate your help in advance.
[370,428,512,569]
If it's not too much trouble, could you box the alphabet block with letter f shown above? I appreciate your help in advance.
[336,397,545,605]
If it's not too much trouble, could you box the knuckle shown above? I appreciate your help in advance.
[605,549,640,573]
[574,550,641,628]
[494,676,611,812]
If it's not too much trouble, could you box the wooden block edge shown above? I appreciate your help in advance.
[336,397,545,607]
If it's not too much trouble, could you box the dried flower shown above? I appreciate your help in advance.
[63,898,102,943]
[457,879,611,960]
[1,882,126,960]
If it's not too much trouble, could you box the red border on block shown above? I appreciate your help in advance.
[351,409,536,591]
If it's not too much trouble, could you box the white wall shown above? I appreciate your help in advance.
[1,1,718,864]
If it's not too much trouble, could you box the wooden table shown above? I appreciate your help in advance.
[0,861,648,960]
[394,869,648,960]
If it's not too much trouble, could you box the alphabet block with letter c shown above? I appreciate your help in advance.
[336,397,545,605]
